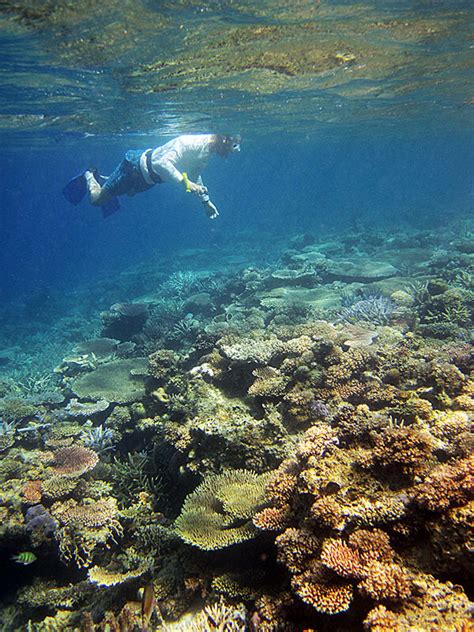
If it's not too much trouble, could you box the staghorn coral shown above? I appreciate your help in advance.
[52,445,99,477]
[175,470,268,550]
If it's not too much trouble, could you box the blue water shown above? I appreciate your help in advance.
[1,128,472,302]
[1,3,474,629]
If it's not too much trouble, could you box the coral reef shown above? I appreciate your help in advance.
[0,220,473,630]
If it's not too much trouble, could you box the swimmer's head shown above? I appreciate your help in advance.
[213,134,241,156]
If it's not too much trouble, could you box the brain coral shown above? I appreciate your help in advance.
[175,469,269,550]
[70,358,148,403]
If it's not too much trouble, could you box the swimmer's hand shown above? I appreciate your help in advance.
[204,200,219,219]
[185,179,206,195]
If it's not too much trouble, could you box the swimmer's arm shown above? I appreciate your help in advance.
[154,154,205,194]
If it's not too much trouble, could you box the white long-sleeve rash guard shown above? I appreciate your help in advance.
[149,134,215,186]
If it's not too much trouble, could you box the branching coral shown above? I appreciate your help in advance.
[361,426,434,478]
[253,414,472,625]
[291,566,354,615]
[412,456,473,512]
[51,498,122,567]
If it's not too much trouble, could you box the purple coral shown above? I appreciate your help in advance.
[338,296,395,326]
[25,504,57,536]
[310,399,331,420]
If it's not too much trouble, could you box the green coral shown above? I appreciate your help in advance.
[111,450,163,506]
[70,358,148,403]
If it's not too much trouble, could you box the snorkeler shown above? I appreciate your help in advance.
[63,134,241,219]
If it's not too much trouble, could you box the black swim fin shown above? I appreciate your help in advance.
[101,197,120,218]
[62,172,88,205]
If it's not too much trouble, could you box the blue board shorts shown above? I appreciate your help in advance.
[101,149,160,198]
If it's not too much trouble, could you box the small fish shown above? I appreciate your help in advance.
[12,551,37,565]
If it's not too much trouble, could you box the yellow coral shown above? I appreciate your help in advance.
[175,470,268,550]
[88,565,146,586]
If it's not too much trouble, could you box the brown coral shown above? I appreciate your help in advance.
[52,446,99,477]
[22,480,42,504]
[320,539,363,579]
[309,497,344,529]
[363,604,401,631]
[253,504,292,531]
[291,568,353,615]
[264,459,299,505]
[348,529,394,565]
[413,456,473,511]
[358,561,412,602]
[365,426,433,477]
[275,528,319,573]
[296,424,338,461]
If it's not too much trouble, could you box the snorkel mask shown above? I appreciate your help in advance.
[229,135,241,152]
[218,134,241,154]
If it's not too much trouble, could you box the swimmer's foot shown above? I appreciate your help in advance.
[85,169,102,204]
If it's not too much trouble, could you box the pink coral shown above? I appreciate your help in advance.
[52,445,99,477]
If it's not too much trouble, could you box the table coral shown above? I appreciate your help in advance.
[52,445,99,477]
[175,470,268,550]
[70,358,148,403]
